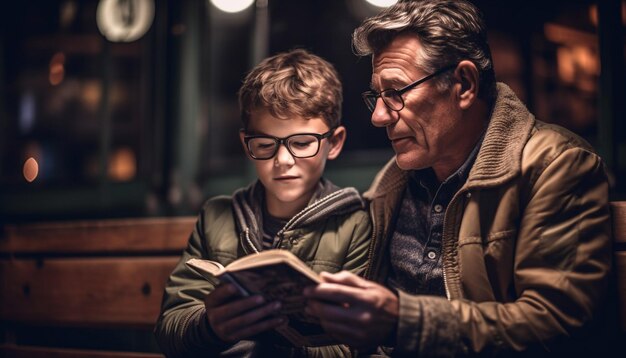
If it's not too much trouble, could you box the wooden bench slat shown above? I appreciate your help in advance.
[611,202,626,244]
[0,217,195,254]
[0,344,164,358]
[0,257,179,327]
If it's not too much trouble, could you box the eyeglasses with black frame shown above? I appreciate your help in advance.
[242,128,336,160]
[362,64,457,112]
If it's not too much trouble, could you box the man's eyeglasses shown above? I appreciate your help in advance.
[242,128,335,160]
[362,64,457,112]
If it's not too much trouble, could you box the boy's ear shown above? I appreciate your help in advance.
[454,60,479,110]
[239,130,250,158]
[326,126,346,160]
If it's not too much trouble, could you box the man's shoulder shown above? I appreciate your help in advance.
[530,120,596,153]
[521,120,604,180]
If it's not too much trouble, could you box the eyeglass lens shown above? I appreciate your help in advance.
[364,91,403,112]
[247,134,320,159]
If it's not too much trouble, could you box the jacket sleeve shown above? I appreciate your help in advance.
[393,146,612,356]
[154,203,234,357]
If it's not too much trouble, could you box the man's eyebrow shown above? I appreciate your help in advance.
[372,75,405,91]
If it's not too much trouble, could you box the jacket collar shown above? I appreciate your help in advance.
[232,179,364,253]
[364,82,535,199]
[465,82,535,189]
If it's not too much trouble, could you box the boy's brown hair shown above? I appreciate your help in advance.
[238,49,343,129]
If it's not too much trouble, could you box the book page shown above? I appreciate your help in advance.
[186,258,225,285]
[227,250,320,284]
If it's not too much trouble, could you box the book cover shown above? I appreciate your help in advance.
[186,250,336,347]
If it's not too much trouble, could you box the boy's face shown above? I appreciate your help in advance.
[240,108,345,219]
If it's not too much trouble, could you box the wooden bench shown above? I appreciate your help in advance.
[0,202,624,356]
[0,217,195,357]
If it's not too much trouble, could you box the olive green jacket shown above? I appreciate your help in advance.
[364,83,612,356]
[155,180,372,357]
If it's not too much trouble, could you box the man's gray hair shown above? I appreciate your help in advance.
[353,0,496,104]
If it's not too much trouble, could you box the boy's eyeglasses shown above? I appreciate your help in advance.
[243,128,335,160]
[361,64,457,112]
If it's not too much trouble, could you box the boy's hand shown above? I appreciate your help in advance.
[204,283,285,342]
[304,271,399,350]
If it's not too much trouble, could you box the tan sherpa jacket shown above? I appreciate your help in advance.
[363,83,612,356]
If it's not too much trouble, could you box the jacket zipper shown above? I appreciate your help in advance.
[275,189,348,248]
[363,202,379,280]
[441,188,469,300]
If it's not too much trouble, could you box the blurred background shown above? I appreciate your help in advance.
[1,0,625,224]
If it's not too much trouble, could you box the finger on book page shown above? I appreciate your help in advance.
[318,270,370,287]
[303,281,365,306]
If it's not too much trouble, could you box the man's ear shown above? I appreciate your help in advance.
[326,126,346,160]
[454,60,479,110]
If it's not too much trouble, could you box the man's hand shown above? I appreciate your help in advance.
[304,271,399,350]
[204,283,285,342]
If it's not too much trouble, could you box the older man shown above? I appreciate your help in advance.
[304,0,613,356]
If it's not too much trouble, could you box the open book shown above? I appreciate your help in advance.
[186,250,336,347]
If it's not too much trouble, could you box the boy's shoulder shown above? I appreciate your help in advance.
[199,194,234,218]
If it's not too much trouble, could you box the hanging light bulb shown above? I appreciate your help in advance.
[210,0,255,13]
[365,0,398,8]
[96,0,155,42]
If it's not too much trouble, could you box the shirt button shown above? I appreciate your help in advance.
[434,204,443,213]
[427,251,437,260]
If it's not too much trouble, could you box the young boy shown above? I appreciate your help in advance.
[155,49,371,357]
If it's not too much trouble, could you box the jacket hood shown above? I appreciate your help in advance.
[232,178,365,253]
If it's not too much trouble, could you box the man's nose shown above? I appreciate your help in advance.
[370,99,398,127]
[274,143,295,166]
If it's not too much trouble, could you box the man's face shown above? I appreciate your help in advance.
[370,33,463,173]
[240,108,341,219]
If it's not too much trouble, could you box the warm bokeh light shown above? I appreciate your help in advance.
[588,3,626,27]
[81,80,102,111]
[60,1,77,29]
[49,52,66,86]
[108,147,137,181]
[23,157,39,182]
[365,0,398,8]
[544,23,596,46]
[544,23,599,93]
[210,0,255,13]
[556,46,598,92]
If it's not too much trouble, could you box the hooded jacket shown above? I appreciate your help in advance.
[155,179,371,357]
[364,83,612,356]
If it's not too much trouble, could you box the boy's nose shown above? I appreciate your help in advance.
[274,144,295,166]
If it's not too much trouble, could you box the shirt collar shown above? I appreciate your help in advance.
[410,131,485,193]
